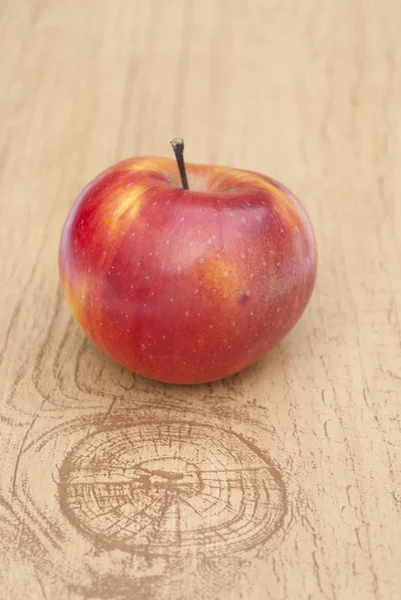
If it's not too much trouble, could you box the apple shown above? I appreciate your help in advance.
[59,139,317,384]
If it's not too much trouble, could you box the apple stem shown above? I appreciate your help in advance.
[170,137,189,190]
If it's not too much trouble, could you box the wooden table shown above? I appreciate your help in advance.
[1,1,400,598]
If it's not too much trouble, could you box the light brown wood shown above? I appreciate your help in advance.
[0,0,400,598]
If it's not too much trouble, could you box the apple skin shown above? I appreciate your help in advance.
[59,156,317,384]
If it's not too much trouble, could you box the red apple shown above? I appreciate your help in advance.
[59,139,317,384]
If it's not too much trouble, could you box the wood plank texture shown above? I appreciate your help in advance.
[0,0,400,598]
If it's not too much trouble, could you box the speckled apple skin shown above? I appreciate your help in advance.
[59,156,317,384]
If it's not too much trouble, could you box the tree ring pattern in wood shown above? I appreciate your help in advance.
[59,421,285,557]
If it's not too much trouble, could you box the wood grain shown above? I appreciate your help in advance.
[0,0,400,598]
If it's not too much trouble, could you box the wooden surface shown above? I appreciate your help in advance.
[0,0,400,598]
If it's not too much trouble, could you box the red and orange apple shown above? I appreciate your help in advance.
[59,139,317,384]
